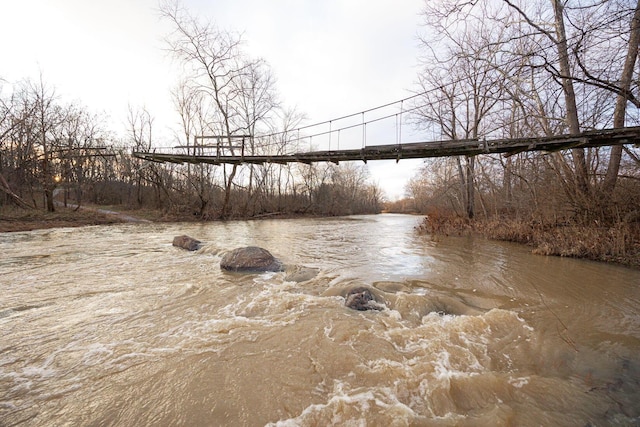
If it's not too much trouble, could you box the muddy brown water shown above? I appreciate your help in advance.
[1,214,639,426]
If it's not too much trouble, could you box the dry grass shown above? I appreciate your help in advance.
[481,219,640,267]
[416,211,473,236]
[417,214,640,268]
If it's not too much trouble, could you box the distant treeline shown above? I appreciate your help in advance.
[0,2,383,219]
[0,77,382,218]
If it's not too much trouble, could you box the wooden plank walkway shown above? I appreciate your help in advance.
[133,126,640,165]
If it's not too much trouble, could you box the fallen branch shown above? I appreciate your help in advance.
[0,172,35,210]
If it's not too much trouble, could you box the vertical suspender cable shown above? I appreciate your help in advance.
[399,100,403,145]
[362,112,366,148]
[395,114,399,145]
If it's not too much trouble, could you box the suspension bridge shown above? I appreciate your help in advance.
[132,95,640,166]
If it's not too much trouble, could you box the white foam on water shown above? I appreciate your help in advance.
[218,281,334,323]
[0,360,64,411]
[267,308,535,425]
[256,271,279,281]
[330,307,539,419]
[18,365,57,380]
[149,282,343,357]
[508,376,530,388]
[1,371,34,394]
[385,309,403,321]
[266,380,416,427]
[81,343,115,366]
[323,319,337,341]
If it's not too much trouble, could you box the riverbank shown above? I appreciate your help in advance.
[417,214,640,268]
[0,205,324,232]
[0,206,131,232]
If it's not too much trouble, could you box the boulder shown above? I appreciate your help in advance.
[220,246,283,273]
[345,287,384,311]
[172,235,202,251]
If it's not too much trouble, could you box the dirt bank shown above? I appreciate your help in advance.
[0,207,132,232]
[0,200,156,232]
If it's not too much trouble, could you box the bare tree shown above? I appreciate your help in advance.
[416,0,640,220]
[28,76,65,212]
[234,59,280,214]
[171,80,217,216]
[51,104,108,209]
[414,12,509,218]
[127,105,157,206]
[501,0,640,198]
[0,80,37,208]
[160,0,262,217]
[602,0,640,192]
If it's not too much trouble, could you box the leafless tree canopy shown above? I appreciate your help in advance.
[406,0,640,223]
[0,2,382,218]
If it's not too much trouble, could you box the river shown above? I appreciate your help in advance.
[1,214,639,426]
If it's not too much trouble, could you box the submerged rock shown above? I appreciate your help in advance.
[172,235,202,251]
[345,287,384,311]
[220,246,283,273]
[284,266,320,283]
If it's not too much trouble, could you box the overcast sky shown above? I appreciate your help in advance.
[1,0,426,200]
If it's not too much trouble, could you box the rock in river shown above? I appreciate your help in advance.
[284,266,320,283]
[172,235,202,251]
[220,246,283,273]
[345,287,384,311]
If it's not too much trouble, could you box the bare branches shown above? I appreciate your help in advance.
[502,0,558,43]
[410,0,640,221]
[159,0,285,217]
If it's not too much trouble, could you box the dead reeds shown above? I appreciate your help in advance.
[416,213,640,268]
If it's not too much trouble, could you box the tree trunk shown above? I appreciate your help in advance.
[552,0,589,196]
[42,158,55,212]
[222,164,238,218]
[603,0,640,193]
[466,156,475,219]
[456,156,475,219]
[504,156,513,209]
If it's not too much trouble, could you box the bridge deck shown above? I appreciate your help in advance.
[133,126,640,165]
